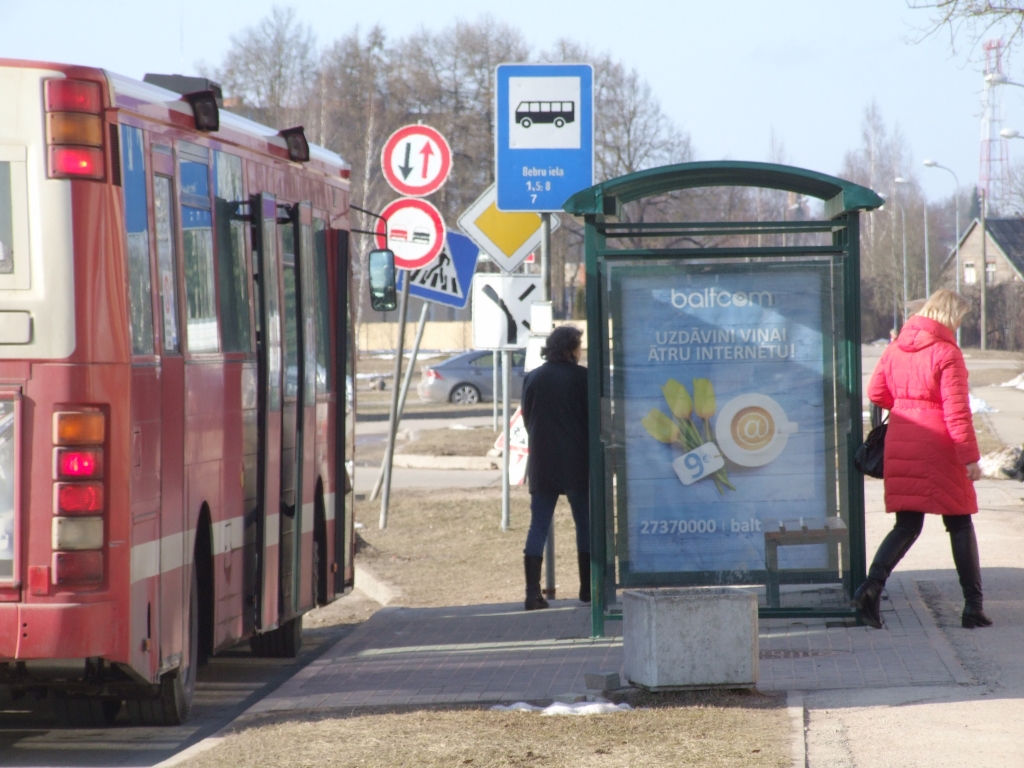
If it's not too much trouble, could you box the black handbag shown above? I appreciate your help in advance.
[854,418,887,479]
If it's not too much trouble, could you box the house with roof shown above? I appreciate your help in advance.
[938,218,1024,288]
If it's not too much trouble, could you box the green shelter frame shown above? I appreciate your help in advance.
[564,161,884,637]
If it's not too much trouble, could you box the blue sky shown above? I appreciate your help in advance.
[4,0,1023,200]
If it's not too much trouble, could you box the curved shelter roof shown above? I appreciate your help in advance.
[563,161,884,220]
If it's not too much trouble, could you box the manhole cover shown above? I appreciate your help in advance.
[759,649,835,659]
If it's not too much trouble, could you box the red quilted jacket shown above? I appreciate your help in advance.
[868,315,979,516]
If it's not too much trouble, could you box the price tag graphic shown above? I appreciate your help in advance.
[672,442,725,486]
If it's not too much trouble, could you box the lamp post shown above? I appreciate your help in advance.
[923,159,961,344]
[894,177,909,320]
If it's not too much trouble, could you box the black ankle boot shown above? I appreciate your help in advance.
[524,555,548,611]
[852,579,884,629]
[577,552,591,604]
[962,603,994,628]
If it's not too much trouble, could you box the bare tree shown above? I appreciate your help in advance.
[910,1,1024,53]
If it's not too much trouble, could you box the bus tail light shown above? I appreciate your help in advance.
[44,78,105,181]
[44,79,102,113]
[54,448,103,479]
[47,112,104,148]
[52,516,103,550]
[54,482,104,514]
[53,411,106,445]
[52,551,103,585]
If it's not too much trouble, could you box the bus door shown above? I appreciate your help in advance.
[153,167,187,671]
[294,202,318,610]
[251,193,283,632]
[277,201,315,618]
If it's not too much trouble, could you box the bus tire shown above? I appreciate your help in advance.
[249,616,302,658]
[520,117,532,128]
[52,696,121,727]
[554,117,565,128]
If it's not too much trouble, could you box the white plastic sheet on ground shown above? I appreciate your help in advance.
[970,394,997,414]
[490,701,633,716]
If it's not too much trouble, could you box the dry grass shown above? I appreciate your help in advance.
[354,486,578,606]
[399,426,499,457]
[185,691,789,768]
[974,414,1005,455]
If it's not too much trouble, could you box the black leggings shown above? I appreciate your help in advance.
[868,512,980,602]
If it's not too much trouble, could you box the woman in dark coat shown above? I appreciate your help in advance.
[854,289,991,629]
[520,325,590,611]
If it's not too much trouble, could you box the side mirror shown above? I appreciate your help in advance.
[368,248,397,311]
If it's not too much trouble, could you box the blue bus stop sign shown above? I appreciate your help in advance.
[397,231,479,309]
[495,63,594,212]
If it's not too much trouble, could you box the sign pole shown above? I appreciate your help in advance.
[492,351,499,432]
[501,350,512,531]
[539,212,556,598]
[370,300,428,501]
[378,275,410,527]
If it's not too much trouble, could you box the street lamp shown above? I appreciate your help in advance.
[923,159,961,344]
[894,177,909,321]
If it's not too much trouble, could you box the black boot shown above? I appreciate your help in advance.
[524,555,549,611]
[578,551,591,604]
[852,512,924,629]
[947,517,993,628]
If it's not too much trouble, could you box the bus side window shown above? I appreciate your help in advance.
[152,171,180,353]
[120,125,154,356]
[213,151,251,353]
[178,141,219,353]
[312,218,331,394]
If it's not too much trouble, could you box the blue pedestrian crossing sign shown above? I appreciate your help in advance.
[397,231,479,309]
[495,63,594,212]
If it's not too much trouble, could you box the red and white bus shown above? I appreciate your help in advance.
[0,60,356,726]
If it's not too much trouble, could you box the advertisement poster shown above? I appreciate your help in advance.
[618,264,832,577]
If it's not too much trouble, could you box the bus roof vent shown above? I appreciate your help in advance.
[142,74,223,102]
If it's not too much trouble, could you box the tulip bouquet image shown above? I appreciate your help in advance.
[641,378,736,494]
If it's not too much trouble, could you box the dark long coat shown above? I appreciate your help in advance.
[520,360,589,495]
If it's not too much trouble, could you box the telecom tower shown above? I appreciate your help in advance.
[980,38,1011,215]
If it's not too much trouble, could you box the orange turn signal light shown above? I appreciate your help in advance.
[53,411,105,445]
[47,112,103,147]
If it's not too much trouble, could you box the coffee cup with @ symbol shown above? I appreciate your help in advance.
[714,394,797,467]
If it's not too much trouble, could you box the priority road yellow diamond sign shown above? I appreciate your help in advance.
[457,183,559,273]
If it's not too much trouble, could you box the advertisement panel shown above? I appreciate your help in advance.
[614,261,837,580]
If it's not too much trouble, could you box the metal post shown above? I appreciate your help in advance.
[539,212,555,598]
[492,350,499,432]
[924,204,930,297]
[981,190,988,350]
[378,276,410,527]
[501,349,511,531]
[370,300,428,500]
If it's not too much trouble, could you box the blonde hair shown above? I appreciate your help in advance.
[916,289,972,331]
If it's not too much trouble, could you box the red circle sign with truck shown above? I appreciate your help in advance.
[375,197,447,270]
[381,124,452,197]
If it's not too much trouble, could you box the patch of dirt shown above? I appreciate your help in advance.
[974,414,1005,455]
[184,692,790,768]
[353,487,582,608]
[398,426,500,457]
[969,367,1024,387]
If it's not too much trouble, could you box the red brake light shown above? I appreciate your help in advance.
[45,79,102,114]
[48,146,104,180]
[55,482,104,513]
[426,368,442,381]
[55,449,103,479]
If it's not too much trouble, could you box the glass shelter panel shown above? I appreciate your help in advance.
[604,255,850,609]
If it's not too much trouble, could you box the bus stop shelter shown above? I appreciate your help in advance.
[563,162,884,636]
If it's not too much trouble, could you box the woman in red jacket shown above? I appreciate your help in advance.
[854,289,992,630]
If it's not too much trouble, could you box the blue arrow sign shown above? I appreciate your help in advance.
[495,63,594,212]
[397,231,479,309]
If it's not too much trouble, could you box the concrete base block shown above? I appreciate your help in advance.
[622,587,758,689]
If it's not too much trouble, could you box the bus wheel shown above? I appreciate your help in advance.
[249,616,302,658]
[520,117,532,128]
[52,696,121,727]
[554,117,565,128]
[126,566,198,726]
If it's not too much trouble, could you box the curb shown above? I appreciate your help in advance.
[391,454,499,470]
[354,564,401,606]
[786,691,806,768]
[902,574,973,685]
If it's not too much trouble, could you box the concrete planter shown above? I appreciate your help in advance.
[622,587,758,689]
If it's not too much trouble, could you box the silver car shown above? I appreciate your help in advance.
[417,350,526,405]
